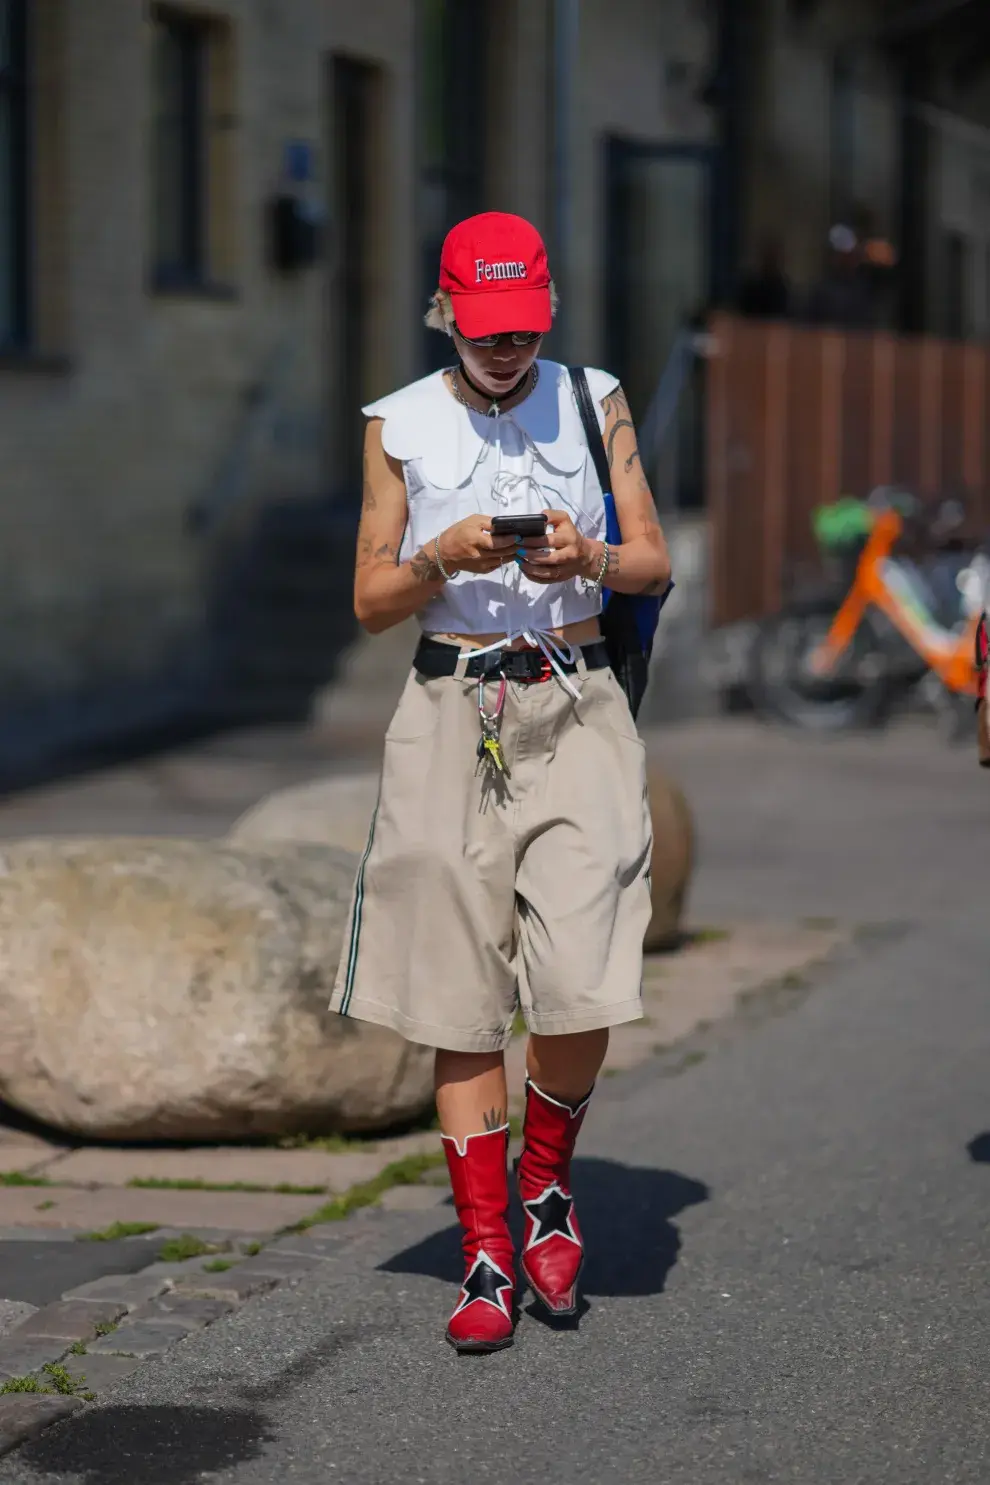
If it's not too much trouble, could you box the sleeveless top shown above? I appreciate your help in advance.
[363,359,619,640]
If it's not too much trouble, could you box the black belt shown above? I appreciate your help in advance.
[414,636,611,682]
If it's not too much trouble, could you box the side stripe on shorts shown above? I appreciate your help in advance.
[339,799,379,1016]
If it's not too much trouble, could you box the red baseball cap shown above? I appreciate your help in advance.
[439,212,552,338]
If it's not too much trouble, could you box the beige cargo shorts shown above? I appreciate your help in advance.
[328,657,653,1052]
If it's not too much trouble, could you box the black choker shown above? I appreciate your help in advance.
[454,362,533,414]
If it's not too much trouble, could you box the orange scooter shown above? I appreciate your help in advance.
[750,494,984,734]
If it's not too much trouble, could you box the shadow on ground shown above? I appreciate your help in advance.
[966,1133,990,1163]
[379,1157,709,1299]
[12,1405,275,1485]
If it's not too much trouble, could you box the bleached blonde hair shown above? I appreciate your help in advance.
[424,284,559,334]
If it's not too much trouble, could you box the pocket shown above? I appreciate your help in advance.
[589,668,645,747]
[384,671,442,743]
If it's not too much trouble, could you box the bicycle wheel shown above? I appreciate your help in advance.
[750,597,891,731]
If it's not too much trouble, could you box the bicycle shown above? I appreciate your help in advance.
[749,488,987,736]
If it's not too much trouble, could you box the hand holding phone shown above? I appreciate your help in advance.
[489,513,549,540]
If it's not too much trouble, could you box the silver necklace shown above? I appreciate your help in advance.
[449,363,539,418]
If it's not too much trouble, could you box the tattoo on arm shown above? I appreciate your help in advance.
[409,548,441,583]
[482,1106,507,1132]
[606,419,636,472]
[361,446,378,512]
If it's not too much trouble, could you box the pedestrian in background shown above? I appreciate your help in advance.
[328,212,671,1351]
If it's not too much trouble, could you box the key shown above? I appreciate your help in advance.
[483,736,507,774]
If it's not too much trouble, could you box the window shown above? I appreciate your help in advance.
[0,0,28,347]
[151,8,208,287]
[151,7,234,292]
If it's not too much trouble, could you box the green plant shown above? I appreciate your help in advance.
[93,1321,118,1338]
[202,1258,233,1273]
[156,1234,224,1263]
[0,1171,51,1187]
[41,1363,79,1396]
[68,1341,87,1356]
[242,1241,262,1256]
[35,1200,56,1212]
[291,1152,446,1232]
[79,1222,160,1242]
[128,1177,324,1195]
[0,1376,50,1394]
[691,926,730,946]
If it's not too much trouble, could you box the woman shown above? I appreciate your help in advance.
[329,211,671,1352]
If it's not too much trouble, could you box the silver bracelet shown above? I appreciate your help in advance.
[434,534,454,582]
[582,541,610,599]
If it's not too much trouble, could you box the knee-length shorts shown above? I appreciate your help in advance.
[328,659,653,1052]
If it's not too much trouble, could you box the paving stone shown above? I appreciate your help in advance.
[0,1300,37,1340]
[62,1352,143,1395]
[175,1266,280,1304]
[0,1185,318,1232]
[265,1234,346,1259]
[379,1184,450,1212]
[217,1252,322,1282]
[12,1299,128,1342]
[47,1146,389,1193]
[62,1272,170,1310]
[87,1322,190,1359]
[0,1336,73,1380]
[127,1294,235,1330]
[0,1395,84,1456]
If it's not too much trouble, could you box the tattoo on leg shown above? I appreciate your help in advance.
[482,1106,507,1132]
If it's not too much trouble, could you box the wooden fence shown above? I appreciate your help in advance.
[705,313,990,627]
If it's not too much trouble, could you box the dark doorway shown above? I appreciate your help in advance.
[417,0,487,372]
[328,54,380,505]
[605,140,717,511]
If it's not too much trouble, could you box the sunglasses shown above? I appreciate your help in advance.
[453,325,544,349]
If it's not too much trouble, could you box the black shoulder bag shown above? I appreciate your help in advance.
[569,367,673,719]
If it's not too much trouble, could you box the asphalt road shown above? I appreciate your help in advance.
[2,719,988,1484]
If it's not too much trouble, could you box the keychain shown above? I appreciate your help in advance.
[476,676,507,775]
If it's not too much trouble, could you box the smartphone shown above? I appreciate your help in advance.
[490,513,548,539]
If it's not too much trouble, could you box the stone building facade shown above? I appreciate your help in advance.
[1,0,988,761]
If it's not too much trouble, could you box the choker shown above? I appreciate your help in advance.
[451,362,537,417]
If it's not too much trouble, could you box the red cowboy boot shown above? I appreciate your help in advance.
[442,1125,516,1352]
[516,1079,591,1315]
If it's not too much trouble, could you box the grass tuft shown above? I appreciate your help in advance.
[128,1177,324,1195]
[41,1363,80,1396]
[79,1222,160,1243]
[156,1234,225,1263]
[202,1258,234,1273]
[290,1152,445,1232]
[0,1172,52,1187]
[68,1340,87,1356]
[93,1321,118,1338]
[0,1375,51,1394]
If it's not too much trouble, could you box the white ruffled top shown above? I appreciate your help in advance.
[363,359,619,641]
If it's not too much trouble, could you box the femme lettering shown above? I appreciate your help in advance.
[475,259,529,282]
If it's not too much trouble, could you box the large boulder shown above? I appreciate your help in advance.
[230,764,694,953]
[229,775,379,855]
[0,838,433,1141]
[644,764,695,952]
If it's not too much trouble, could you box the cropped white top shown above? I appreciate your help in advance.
[363,359,619,640]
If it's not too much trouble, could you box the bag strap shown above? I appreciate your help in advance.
[569,367,612,496]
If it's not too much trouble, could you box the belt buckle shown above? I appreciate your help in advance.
[513,648,552,684]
